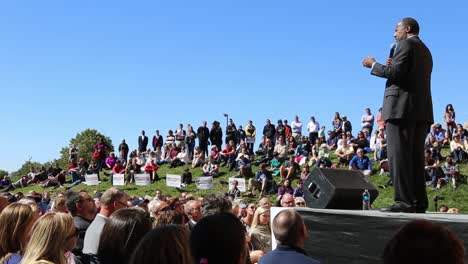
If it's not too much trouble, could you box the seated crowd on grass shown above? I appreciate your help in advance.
[1,105,467,196]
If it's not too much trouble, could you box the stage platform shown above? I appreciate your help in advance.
[271,207,468,264]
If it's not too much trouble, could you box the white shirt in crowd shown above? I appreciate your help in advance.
[291,121,303,133]
[307,121,320,133]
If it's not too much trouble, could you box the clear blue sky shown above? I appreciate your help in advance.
[1,1,466,172]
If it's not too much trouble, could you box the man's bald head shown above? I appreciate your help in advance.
[280,193,295,207]
[272,209,306,247]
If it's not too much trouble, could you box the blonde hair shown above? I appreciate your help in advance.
[51,196,67,213]
[0,203,39,258]
[22,212,73,264]
[250,206,270,231]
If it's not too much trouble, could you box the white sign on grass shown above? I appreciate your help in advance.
[166,174,182,188]
[135,173,151,186]
[228,178,246,192]
[196,176,214,190]
[113,174,125,186]
[84,174,99,186]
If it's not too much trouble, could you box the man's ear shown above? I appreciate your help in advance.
[405,26,412,33]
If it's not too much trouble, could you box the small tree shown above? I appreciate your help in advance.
[10,160,43,180]
[0,170,8,178]
[59,129,114,164]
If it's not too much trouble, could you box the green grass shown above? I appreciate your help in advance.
[13,148,468,212]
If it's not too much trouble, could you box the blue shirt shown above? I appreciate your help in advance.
[293,187,304,197]
[260,245,320,264]
[349,155,372,170]
[256,170,273,181]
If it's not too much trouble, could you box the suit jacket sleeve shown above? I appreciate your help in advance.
[371,40,411,82]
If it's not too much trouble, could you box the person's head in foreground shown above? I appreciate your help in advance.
[21,212,75,264]
[191,212,247,264]
[98,208,152,264]
[383,219,464,264]
[0,203,40,261]
[273,209,307,248]
[129,224,191,264]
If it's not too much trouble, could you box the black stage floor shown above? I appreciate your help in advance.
[270,207,468,264]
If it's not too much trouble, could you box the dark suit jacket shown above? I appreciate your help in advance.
[371,36,433,123]
[138,135,148,152]
[73,216,92,260]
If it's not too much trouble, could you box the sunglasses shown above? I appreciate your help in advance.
[295,202,305,206]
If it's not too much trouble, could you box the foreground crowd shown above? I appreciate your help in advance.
[0,187,465,264]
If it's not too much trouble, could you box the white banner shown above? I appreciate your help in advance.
[195,176,214,190]
[166,174,182,188]
[84,174,99,186]
[113,174,125,186]
[228,177,246,192]
[135,173,151,186]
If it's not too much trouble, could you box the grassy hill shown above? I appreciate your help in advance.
[13,147,468,212]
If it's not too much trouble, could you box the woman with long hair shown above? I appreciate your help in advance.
[249,206,272,253]
[97,208,152,264]
[444,104,456,140]
[332,112,343,138]
[21,212,74,264]
[129,225,191,264]
[0,203,40,264]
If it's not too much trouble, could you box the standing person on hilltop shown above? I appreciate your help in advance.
[175,124,186,149]
[284,120,292,141]
[237,125,246,145]
[307,116,320,145]
[361,108,375,135]
[118,139,129,162]
[152,130,164,151]
[225,119,238,147]
[332,112,343,138]
[276,120,286,144]
[376,107,386,129]
[197,121,210,158]
[444,104,456,140]
[245,120,256,155]
[362,17,433,213]
[94,138,108,172]
[341,115,353,135]
[291,115,303,142]
[138,130,148,152]
[185,125,197,159]
[210,121,223,152]
[263,119,276,146]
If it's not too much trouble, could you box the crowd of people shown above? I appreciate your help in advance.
[0,187,318,264]
[0,187,465,264]
[2,105,465,199]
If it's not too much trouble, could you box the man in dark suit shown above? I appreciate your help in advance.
[362,18,433,213]
[197,121,210,157]
[260,209,320,264]
[138,130,148,152]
